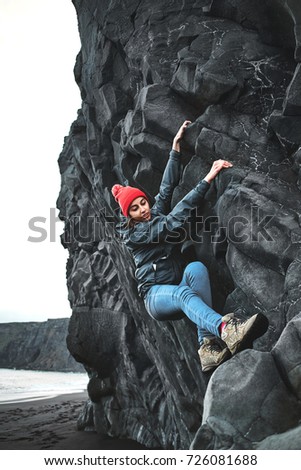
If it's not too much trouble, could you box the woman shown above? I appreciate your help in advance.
[112,121,268,372]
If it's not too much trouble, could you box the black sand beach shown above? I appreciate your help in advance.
[0,393,147,450]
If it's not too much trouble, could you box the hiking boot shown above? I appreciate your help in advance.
[221,312,269,355]
[198,337,231,372]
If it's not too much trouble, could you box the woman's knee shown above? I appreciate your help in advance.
[186,261,209,278]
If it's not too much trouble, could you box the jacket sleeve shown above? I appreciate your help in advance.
[128,179,210,246]
[153,149,182,215]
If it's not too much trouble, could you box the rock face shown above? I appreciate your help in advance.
[0,319,83,373]
[57,0,301,449]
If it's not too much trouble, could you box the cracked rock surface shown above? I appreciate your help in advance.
[57,0,301,449]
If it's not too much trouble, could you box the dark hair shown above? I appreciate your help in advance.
[126,216,135,229]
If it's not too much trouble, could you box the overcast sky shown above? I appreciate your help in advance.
[0,0,81,322]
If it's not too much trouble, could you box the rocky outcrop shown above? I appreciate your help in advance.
[0,319,83,372]
[57,0,301,449]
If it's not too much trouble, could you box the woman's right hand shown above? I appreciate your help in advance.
[174,120,192,143]
[172,120,192,152]
[204,159,233,183]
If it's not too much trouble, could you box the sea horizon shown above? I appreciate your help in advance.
[0,368,88,404]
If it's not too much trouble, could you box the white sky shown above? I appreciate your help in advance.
[0,0,82,322]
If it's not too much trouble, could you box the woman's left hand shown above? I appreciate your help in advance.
[204,159,233,183]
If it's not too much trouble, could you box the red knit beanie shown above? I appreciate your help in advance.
[111,184,148,217]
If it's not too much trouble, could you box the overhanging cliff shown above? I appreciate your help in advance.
[57,0,301,449]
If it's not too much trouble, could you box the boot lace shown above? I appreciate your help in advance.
[205,339,223,353]
[225,316,243,331]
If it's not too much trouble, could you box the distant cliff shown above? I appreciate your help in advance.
[57,0,301,449]
[0,319,84,372]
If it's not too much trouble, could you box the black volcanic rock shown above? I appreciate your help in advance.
[57,0,301,449]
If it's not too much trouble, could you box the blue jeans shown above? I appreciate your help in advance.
[144,261,222,344]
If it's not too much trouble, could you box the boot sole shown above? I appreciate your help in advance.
[201,348,232,373]
[230,313,269,355]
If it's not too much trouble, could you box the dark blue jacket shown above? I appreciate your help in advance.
[117,149,210,298]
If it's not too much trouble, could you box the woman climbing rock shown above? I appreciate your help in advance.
[111,120,268,372]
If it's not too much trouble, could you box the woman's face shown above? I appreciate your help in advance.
[128,196,151,222]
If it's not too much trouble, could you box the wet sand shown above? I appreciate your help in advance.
[0,392,147,450]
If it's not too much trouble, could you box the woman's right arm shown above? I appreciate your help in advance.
[154,120,191,214]
[172,120,191,152]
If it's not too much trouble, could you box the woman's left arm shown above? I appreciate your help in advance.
[203,159,233,183]
[128,159,232,247]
